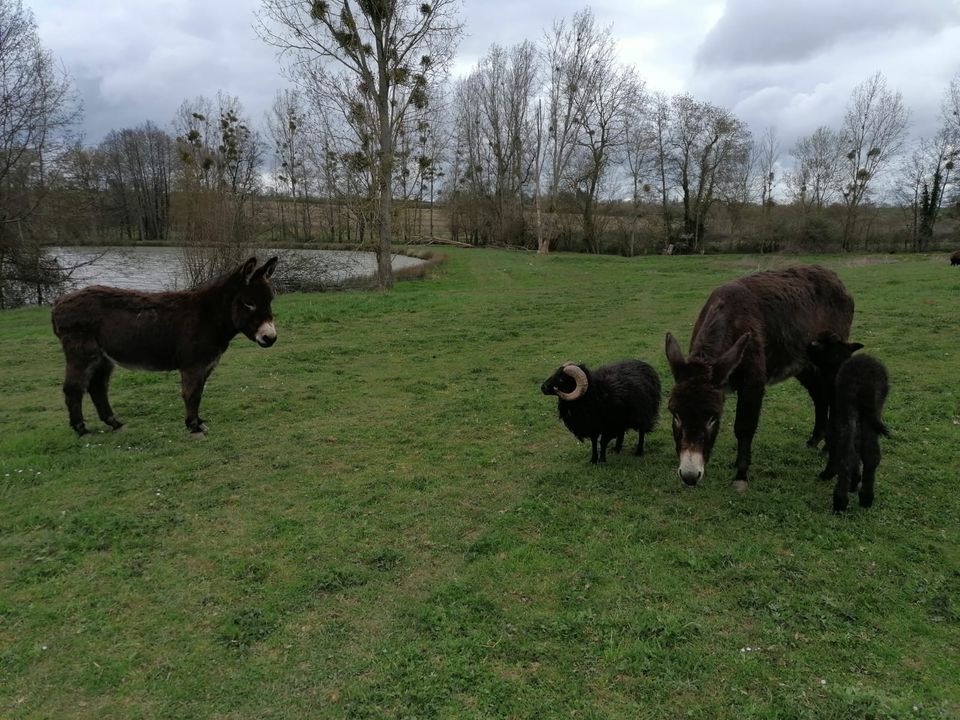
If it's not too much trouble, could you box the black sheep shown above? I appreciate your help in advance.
[808,332,890,512]
[540,360,661,464]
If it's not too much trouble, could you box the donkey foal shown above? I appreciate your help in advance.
[808,332,890,512]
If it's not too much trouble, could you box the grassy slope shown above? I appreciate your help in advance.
[1,250,958,719]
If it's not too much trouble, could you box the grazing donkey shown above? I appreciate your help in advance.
[51,256,278,437]
[951,250,960,266]
[807,332,890,512]
[665,265,854,490]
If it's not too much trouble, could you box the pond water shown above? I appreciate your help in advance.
[49,246,425,292]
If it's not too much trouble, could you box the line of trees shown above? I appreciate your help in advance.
[3,0,960,308]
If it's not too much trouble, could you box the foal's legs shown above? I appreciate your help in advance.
[797,369,829,448]
[857,429,881,509]
[87,358,123,430]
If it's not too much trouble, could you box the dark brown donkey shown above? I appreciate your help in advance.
[664,265,854,490]
[51,256,278,436]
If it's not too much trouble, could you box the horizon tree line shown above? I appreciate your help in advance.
[3,0,960,306]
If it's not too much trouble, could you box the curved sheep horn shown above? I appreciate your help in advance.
[557,363,588,401]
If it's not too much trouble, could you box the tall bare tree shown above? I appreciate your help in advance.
[173,94,264,283]
[267,88,311,240]
[540,8,599,253]
[0,0,80,307]
[573,61,644,252]
[100,123,173,242]
[452,42,540,246]
[257,0,462,289]
[838,72,908,250]
[898,110,956,253]
[623,93,656,255]
[787,126,843,210]
[651,92,674,244]
[663,94,751,252]
[756,126,779,213]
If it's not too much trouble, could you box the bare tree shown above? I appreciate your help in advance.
[838,72,909,250]
[267,88,311,240]
[570,58,643,253]
[651,92,674,244]
[257,0,462,289]
[0,0,81,307]
[664,94,751,252]
[449,71,491,244]
[99,123,173,243]
[173,94,264,284]
[943,69,960,139]
[450,42,540,247]
[623,93,656,255]
[787,126,844,210]
[898,129,956,252]
[540,9,598,253]
[756,126,779,213]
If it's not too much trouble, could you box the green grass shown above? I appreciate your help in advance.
[1,249,958,719]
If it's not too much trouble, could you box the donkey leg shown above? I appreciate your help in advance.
[61,338,99,436]
[180,367,210,435]
[797,369,829,448]
[732,384,765,486]
[833,469,850,513]
[63,365,90,436]
[613,432,624,453]
[88,358,123,430]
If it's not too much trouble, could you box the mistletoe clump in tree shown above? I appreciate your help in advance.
[257,0,462,288]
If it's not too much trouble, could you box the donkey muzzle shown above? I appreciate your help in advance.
[255,320,277,347]
[678,449,705,486]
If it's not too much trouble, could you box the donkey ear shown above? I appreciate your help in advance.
[665,332,686,380]
[252,256,279,281]
[712,332,751,386]
[239,257,258,284]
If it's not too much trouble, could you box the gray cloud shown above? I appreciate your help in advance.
[29,0,960,161]
[695,0,960,68]
[35,0,284,142]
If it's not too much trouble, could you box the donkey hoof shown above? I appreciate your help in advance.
[73,424,89,437]
[189,430,206,440]
[112,424,125,433]
[731,480,749,493]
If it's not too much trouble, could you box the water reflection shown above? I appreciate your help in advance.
[50,246,424,292]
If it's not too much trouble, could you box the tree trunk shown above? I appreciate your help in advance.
[377,95,395,290]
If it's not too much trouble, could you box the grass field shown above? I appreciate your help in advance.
[1,249,958,719]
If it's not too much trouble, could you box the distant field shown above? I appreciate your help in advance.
[1,249,958,719]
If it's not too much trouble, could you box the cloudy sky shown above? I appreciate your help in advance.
[29,0,960,156]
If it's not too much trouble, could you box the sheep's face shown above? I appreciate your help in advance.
[668,376,724,486]
[541,367,573,396]
[541,364,589,401]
